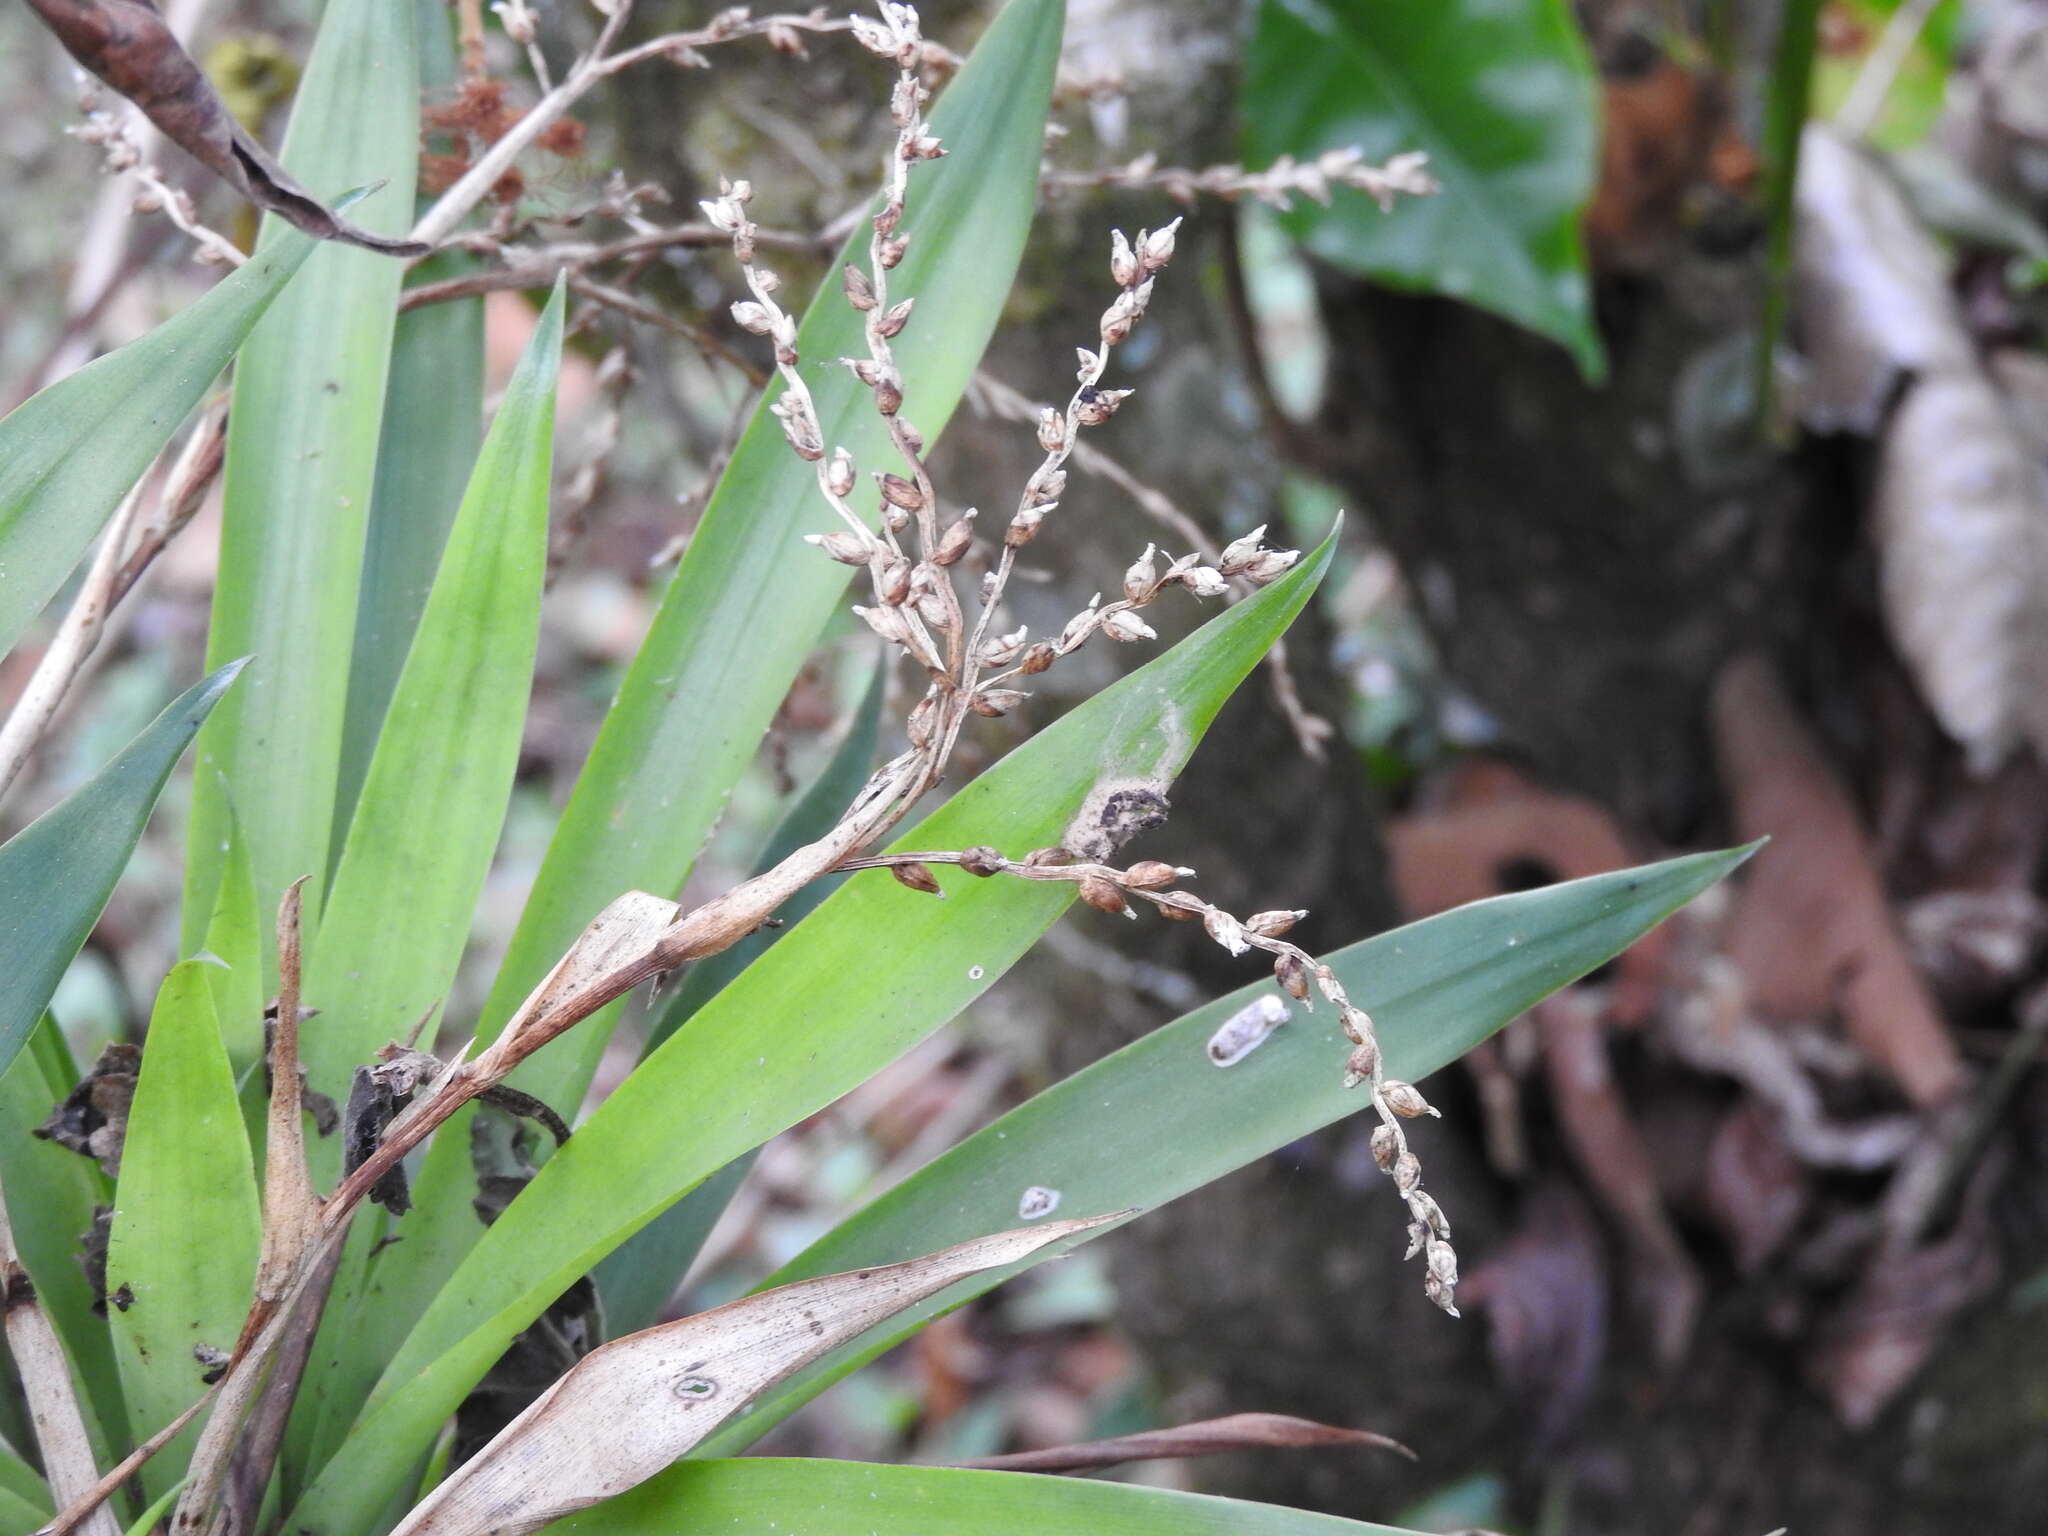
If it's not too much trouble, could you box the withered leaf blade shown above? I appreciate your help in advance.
[952,1411,1416,1473]
[387,1213,1125,1536]
[26,0,428,256]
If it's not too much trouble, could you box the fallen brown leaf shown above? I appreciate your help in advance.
[25,0,427,255]
[952,1411,1414,1473]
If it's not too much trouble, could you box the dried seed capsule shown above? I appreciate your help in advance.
[1424,1274,1459,1316]
[1425,1236,1458,1287]
[1181,565,1229,599]
[1203,907,1249,956]
[1005,508,1045,548]
[1243,548,1301,584]
[805,530,871,565]
[1078,876,1128,915]
[1369,1123,1400,1171]
[1121,860,1181,890]
[1109,228,1139,288]
[1219,525,1268,575]
[1275,952,1310,1000]
[1340,1005,1372,1045]
[876,297,916,338]
[1019,642,1056,675]
[878,233,909,269]
[1025,467,1067,507]
[959,846,1006,877]
[1392,1151,1422,1193]
[825,447,857,498]
[874,372,903,416]
[1380,1080,1437,1118]
[1073,387,1130,427]
[1102,609,1157,644]
[852,604,906,645]
[1037,406,1066,453]
[914,587,953,632]
[875,554,912,606]
[1153,891,1206,921]
[890,861,943,896]
[970,688,1029,717]
[1246,909,1305,937]
[933,514,975,566]
[730,300,774,334]
[843,265,875,313]
[877,472,923,511]
[1139,218,1180,272]
[1023,846,1073,867]
[1122,545,1158,602]
[1343,1041,1381,1089]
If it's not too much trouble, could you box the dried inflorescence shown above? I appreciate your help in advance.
[1051,145,1441,213]
[700,1,1454,1315]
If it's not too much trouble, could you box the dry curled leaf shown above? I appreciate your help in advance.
[25,0,427,255]
[388,1213,1125,1535]
[33,1043,140,1179]
[953,1411,1414,1473]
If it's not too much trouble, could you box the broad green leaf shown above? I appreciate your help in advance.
[333,254,486,837]
[286,531,1334,1536]
[302,284,562,1128]
[288,287,561,1482]
[107,962,262,1502]
[0,1437,49,1528]
[0,1019,124,1454]
[200,803,265,1077]
[1243,0,1604,378]
[182,0,420,956]
[0,236,316,660]
[475,0,1067,1118]
[0,662,244,1080]
[546,1459,1428,1535]
[699,845,1755,1453]
[593,667,887,1338]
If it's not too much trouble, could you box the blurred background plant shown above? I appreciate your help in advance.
[1,0,2045,1534]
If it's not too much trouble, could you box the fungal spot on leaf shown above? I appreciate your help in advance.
[674,1375,719,1402]
[1065,780,1171,862]
[110,1283,134,1312]
[1018,1185,1062,1220]
[1207,994,1292,1067]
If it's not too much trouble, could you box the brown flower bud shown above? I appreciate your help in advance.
[1392,1151,1422,1194]
[890,861,943,896]
[1121,860,1180,890]
[1343,1039,1381,1088]
[1019,642,1056,674]
[875,553,912,605]
[842,264,877,311]
[878,233,910,269]
[853,604,906,645]
[1275,952,1310,1000]
[914,587,953,632]
[1025,467,1067,507]
[1246,909,1305,937]
[825,447,857,499]
[1005,509,1044,548]
[1078,876,1128,915]
[1380,1080,1437,1119]
[959,846,1006,877]
[1369,1123,1401,1171]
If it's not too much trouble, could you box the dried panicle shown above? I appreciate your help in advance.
[890,861,943,896]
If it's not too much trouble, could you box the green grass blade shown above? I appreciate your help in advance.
[107,962,262,1502]
[591,668,886,1337]
[0,1018,124,1455]
[1242,0,1604,379]
[285,530,1334,1536]
[285,288,561,1483]
[544,1459,1430,1535]
[0,1436,49,1527]
[199,803,265,1078]
[474,0,1067,1118]
[181,0,420,957]
[0,662,244,1080]
[333,256,486,838]
[1757,0,1825,428]
[0,236,317,660]
[698,847,1756,1453]
[0,1484,50,1536]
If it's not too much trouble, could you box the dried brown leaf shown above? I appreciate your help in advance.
[25,0,427,255]
[953,1411,1414,1473]
[33,1042,139,1178]
[388,1214,1125,1535]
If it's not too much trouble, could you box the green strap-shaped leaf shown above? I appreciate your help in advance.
[1243,0,1604,379]
[199,803,265,1078]
[592,666,887,1338]
[287,286,562,1482]
[286,532,1334,1536]
[107,962,262,1503]
[475,0,1067,1118]
[0,236,317,660]
[0,1019,123,1458]
[0,1436,50,1528]
[697,845,1754,1454]
[543,1458,1428,1535]
[0,662,245,1080]
[181,0,420,957]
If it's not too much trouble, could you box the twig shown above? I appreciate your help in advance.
[1,1173,121,1536]
[398,222,821,310]
[1836,0,1945,140]
[1047,147,1438,212]
[0,405,224,809]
